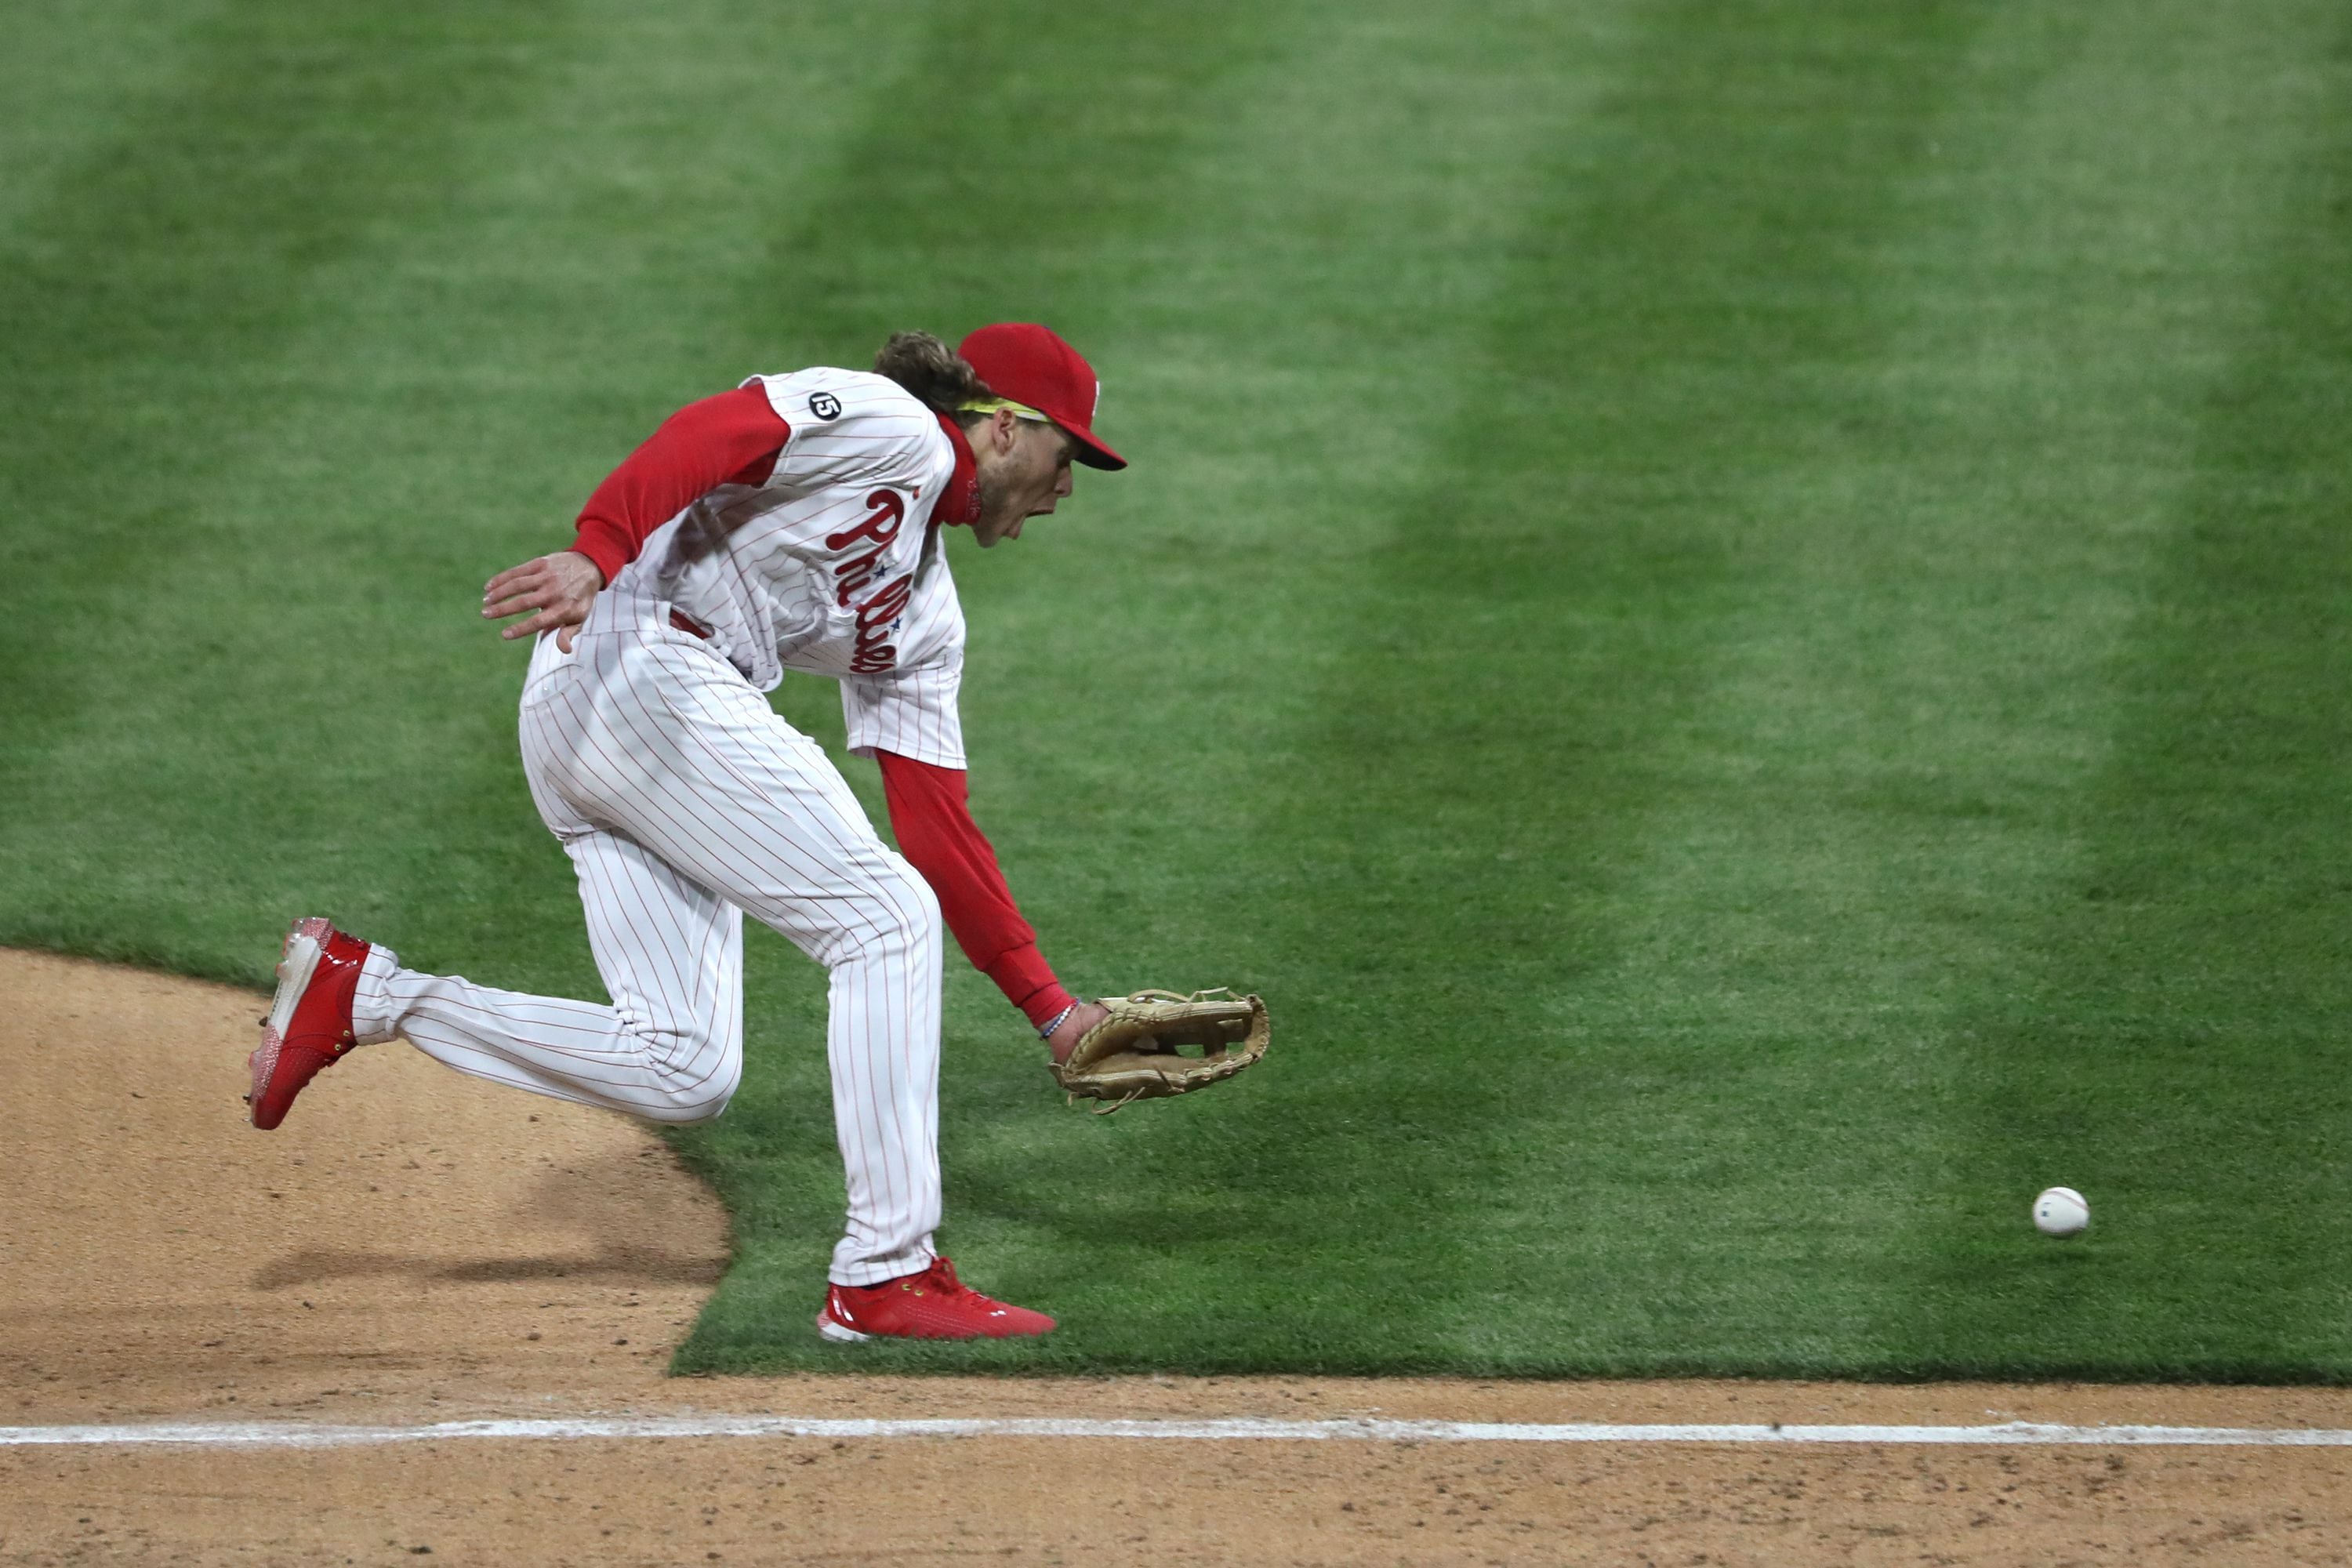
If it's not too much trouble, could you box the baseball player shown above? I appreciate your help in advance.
[248,324,1126,1341]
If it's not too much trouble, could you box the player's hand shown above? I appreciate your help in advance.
[1046,1000,1110,1066]
[483,550,603,652]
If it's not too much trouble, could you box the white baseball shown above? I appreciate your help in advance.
[2033,1185,2089,1237]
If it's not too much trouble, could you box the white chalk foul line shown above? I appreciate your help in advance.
[6,1416,2352,1450]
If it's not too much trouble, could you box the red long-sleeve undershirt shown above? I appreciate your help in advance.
[565,387,1076,1031]
[878,753,1074,1029]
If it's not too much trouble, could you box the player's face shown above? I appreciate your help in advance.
[971,419,1079,548]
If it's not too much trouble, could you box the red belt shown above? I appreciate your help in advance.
[670,609,710,639]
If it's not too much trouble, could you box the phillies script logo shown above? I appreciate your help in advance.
[828,488,912,673]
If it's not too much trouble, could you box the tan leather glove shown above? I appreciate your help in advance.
[1047,989,1269,1114]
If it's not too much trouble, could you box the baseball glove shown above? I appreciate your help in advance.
[1049,989,1269,1114]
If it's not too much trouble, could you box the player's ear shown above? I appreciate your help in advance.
[991,406,1020,453]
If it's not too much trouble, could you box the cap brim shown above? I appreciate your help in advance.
[1057,422,1126,471]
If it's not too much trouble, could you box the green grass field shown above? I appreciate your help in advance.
[5,0,2350,1379]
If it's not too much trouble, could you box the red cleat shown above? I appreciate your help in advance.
[815,1257,1056,1342]
[246,916,371,1131]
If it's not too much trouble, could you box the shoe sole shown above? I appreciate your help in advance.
[815,1311,869,1344]
[247,916,332,1126]
[812,1308,1053,1342]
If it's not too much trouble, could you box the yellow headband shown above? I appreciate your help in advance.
[959,397,1053,423]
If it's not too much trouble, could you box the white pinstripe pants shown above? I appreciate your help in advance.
[352,605,944,1285]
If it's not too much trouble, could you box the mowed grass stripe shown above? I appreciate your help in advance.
[1449,3,2176,1374]
[1235,2,2013,1374]
[1912,0,2352,1377]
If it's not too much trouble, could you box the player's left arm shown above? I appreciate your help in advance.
[876,750,1107,1063]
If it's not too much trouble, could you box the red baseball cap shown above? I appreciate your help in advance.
[956,323,1126,470]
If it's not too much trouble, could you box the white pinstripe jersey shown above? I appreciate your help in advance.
[607,368,971,768]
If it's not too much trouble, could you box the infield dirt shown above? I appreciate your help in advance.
[5,949,2349,1566]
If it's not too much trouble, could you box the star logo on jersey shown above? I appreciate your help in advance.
[808,392,843,421]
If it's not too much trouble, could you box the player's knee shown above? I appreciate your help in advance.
[625,1022,741,1123]
[647,1058,739,1124]
[842,861,942,961]
[692,1067,742,1122]
[901,868,942,942]
[706,1054,742,1116]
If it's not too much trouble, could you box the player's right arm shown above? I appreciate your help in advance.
[876,750,1109,1064]
[481,384,792,645]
